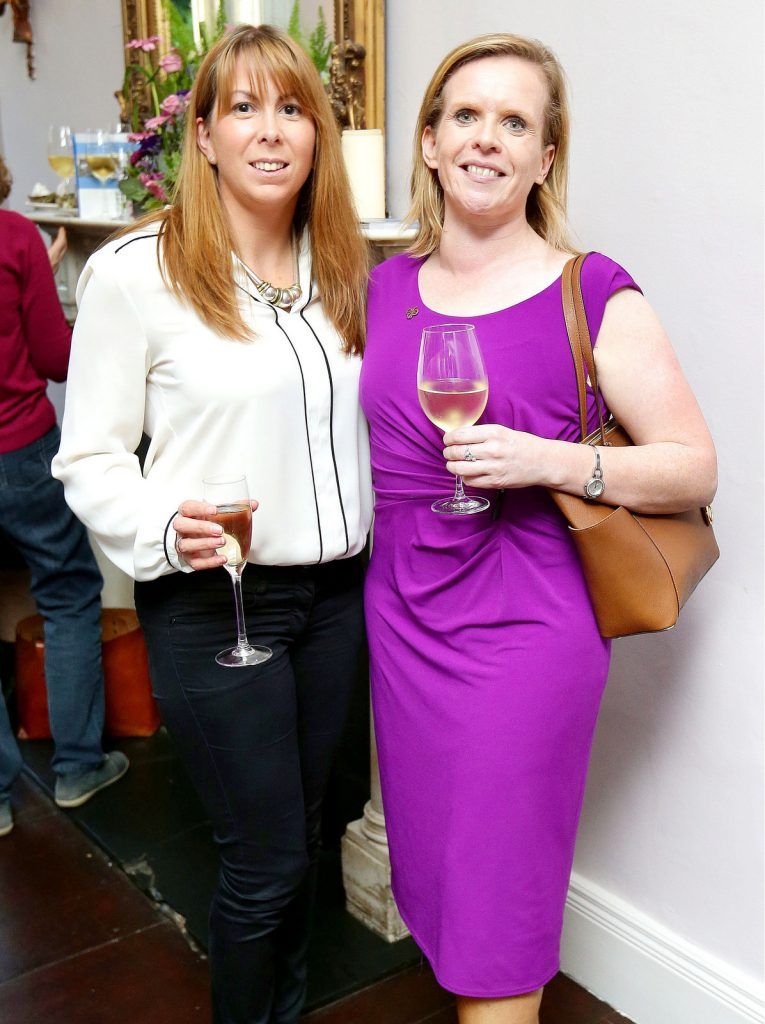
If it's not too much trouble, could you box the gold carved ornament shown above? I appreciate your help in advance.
[0,0,34,78]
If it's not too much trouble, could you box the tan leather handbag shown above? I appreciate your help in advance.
[547,254,719,638]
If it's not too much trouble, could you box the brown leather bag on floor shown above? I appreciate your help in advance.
[547,254,719,638]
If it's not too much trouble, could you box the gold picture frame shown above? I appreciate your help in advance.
[120,0,385,130]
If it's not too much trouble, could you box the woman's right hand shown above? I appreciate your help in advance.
[173,499,259,571]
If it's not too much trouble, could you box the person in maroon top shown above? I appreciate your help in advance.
[0,155,128,836]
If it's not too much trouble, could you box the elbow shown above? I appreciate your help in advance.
[696,447,718,508]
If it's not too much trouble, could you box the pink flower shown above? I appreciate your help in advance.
[144,114,170,131]
[145,178,170,203]
[128,131,154,142]
[159,51,183,73]
[125,35,161,52]
[160,93,183,115]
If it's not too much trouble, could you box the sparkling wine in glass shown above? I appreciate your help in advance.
[47,125,75,200]
[417,323,490,515]
[203,474,272,668]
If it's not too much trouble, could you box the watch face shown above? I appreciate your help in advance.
[586,478,605,498]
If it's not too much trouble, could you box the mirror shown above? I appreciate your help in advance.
[120,0,384,129]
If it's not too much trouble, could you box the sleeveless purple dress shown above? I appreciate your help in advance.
[360,252,640,996]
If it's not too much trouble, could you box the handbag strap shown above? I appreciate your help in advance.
[561,254,608,443]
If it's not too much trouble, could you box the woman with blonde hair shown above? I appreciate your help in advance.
[361,33,716,1023]
[54,24,371,1023]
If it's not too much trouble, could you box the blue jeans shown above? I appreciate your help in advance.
[0,425,105,798]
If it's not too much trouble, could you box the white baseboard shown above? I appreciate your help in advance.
[561,873,765,1024]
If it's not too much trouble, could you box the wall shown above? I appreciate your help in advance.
[0,1,124,211]
[386,1,763,1021]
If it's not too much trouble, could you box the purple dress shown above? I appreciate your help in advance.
[360,252,640,996]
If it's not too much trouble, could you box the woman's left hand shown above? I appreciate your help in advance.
[443,425,548,490]
[47,227,68,274]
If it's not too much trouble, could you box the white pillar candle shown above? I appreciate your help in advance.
[341,128,386,221]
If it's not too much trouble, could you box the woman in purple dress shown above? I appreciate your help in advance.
[361,34,717,1024]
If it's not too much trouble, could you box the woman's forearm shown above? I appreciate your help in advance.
[443,426,718,514]
[541,436,718,514]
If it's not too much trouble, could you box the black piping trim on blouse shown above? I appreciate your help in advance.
[162,508,179,569]
[268,303,324,565]
[299,281,349,556]
[114,233,159,255]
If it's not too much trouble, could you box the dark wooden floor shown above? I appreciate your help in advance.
[0,776,209,1024]
[303,965,634,1024]
[0,774,633,1024]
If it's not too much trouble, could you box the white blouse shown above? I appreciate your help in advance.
[52,225,373,581]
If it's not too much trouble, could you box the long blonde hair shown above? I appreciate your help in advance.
[129,25,367,353]
[407,33,576,257]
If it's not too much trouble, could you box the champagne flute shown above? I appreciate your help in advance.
[202,474,272,668]
[417,323,490,515]
[47,125,75,200]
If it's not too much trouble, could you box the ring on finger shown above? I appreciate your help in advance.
[464,444,477,462]
[174,533,191,569]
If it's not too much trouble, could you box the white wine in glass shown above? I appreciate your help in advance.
[417,323,490,515]
[203,474,272,668]
[47,125,75,198]
[85,153,119,184]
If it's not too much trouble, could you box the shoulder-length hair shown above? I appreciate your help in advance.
[407,33,576,257]
[128,24,368,354]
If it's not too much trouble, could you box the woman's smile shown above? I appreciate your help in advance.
[250,159,289,173]
[460,161,505,181]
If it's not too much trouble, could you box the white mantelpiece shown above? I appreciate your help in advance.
[341,711,409,941]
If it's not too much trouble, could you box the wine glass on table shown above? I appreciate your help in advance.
[202,474,272,668]
[417,323,490,515]
[47,125,75,205]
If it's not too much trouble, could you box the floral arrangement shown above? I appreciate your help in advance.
[119,3,333,213]
[120,49,190,209]
[119,3,227,211]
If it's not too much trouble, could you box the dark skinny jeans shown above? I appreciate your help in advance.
[134,555,364,1024]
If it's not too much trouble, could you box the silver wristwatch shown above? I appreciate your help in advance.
[584,445,605,499]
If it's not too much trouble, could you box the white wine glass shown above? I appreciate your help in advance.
[202,474,272,668]
[417,323,490,515]
[47,125,75,199]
